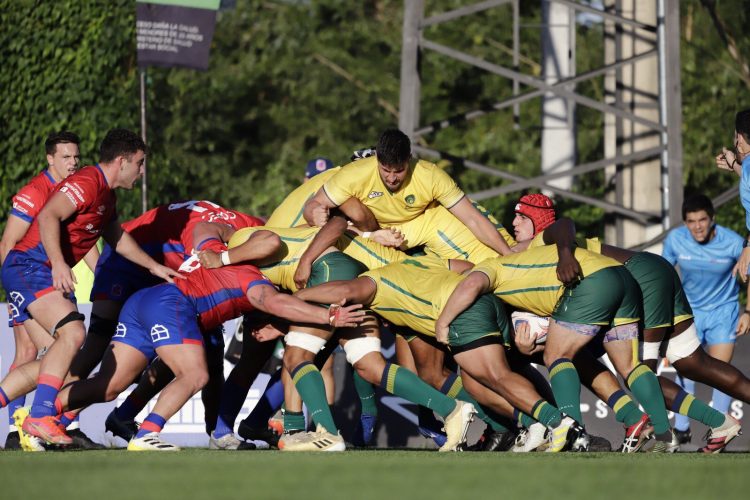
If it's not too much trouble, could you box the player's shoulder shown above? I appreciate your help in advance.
[715,224,743,243]
[334,156,377,178]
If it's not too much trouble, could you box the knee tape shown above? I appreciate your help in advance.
[285,331,327,354]
[343,337,381,365]
[53,312,85,337]
[88,313,118,339]
[665,323,701,363]
[640,341,661,361]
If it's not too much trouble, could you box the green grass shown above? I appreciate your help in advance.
[1,449,747,499]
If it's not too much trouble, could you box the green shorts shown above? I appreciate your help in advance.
[624,252,693,329]
[448,293,511,351]
[307,251,367,288]
[553,266,641,327]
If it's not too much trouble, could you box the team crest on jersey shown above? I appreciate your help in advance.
[9,291,24,307]
[114,323,127,338]
[150,324,170,342]
[368,191,383,199]
[405,194,415,205]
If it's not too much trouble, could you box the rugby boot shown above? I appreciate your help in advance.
[698,415,741,454]
[352,413,378,447]
[22,414,72,446]
[68,428,105,449]
[619,414,654,453]
[439,401,476,452]
[105,410,139,442]
[279,425,345,452]
[127,432,180,451]
[3,430,21,450]
[465,424,517,452]
[641,430,679,453]
[238,419,280,448]
[512,422,549,452]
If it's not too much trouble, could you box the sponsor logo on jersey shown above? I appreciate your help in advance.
[368,191,383,199]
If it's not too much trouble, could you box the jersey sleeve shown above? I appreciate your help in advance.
[238,266,274,292]
[59,174,96,212]
[431,166,465,208]
[322,166,360,207]
[10,185,45,223]
[472,258,501,289]
[661,232,678,265]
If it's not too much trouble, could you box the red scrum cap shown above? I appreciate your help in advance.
[515,193,556,235]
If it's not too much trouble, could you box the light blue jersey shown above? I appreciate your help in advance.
[741,156,750,231]
[662,224,743,311]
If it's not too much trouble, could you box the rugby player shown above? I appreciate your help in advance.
[3,129,180,446]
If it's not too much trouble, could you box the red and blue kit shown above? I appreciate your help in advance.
[5,169,58,326]
[2,165,115,316]
[90,200,263,302]
[112,264,272,360]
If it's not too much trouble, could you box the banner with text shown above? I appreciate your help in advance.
[136,0,220,71]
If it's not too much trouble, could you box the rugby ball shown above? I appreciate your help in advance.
[511,311,550,345]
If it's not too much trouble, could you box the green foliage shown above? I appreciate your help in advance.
[2,0,749,236]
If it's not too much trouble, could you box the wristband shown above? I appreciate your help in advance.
[220,251,231,266]
[362,231,372,239]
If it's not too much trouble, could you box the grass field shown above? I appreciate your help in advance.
[1,449,748,499]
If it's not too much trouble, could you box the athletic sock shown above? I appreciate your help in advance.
[283,411,306,433]
[607,389,644,427]
[0,387,10,409]
[379,362,455,418]
[513,408,537,429]
[59,410,78,428]
[30,374,63,418]
[626,364,670,434]
[440,374,508,432]
[135,413,167,439]
[548,358,582,422]
[114,392,146,421]
[353,370,378,416]
[531,399,562,429]
[673,375,694,431]
[243,372,284,428]
[671,388,726,429]
[214,376,251,438]
[291,362,337,434]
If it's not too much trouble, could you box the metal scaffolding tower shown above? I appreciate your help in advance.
[398,0,683,248]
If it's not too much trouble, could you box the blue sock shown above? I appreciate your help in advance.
[213,378,250,438]
[59,411,78,428]
[30,375,63,418]
[7,395,24,428]
[244,372,284,428]
[711,388,732,415]
[136,413,167,438]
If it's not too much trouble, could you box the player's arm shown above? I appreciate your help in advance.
[295,276,377,306]
[0,215,31,264]
[337,197,379,232]
[738,280,750,337]
[434,270,492,345]
[303,189,339,227]
[294,215,348,289]
[103,219,182,283]
[247,283,364,328]
[447,197,512,256]
[197,226,281,269]
[541,217,583,285]
[192,221,236,249]
[37,191,81,293]
[82,244,100,272]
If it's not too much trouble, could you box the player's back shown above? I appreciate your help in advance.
[266,168,340,228]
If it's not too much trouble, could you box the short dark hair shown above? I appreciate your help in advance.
[736,109,750,144]
[99,129,147,163]
[375,129,411,166]
[45,131,80,156]
[682,194,714,220]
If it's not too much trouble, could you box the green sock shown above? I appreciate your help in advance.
[672,389,726,429]
[607,389,644,427]
[514,409,537,429]
[353,370,378,416]
[531,400,562,428]
[440,374,508,432]
[549,358,582,422]
[626,364,670,434]
[283,410,306,432]
[380,362,455,418]
[291,362,338,434]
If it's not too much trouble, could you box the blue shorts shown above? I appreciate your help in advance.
[693,302,738,346]
[112,284,204,361]
[2,249,76,323]
[90,245,161,303]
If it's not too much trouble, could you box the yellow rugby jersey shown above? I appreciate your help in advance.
[228,226,319,292]
[394,202,516,264]
[322,156,465,225]
[361,255,459,337]
[527,232,547,249]
[335,232,408,270]
[473,246,621,317]
[266,167,341,228]
[585,237,602,254]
